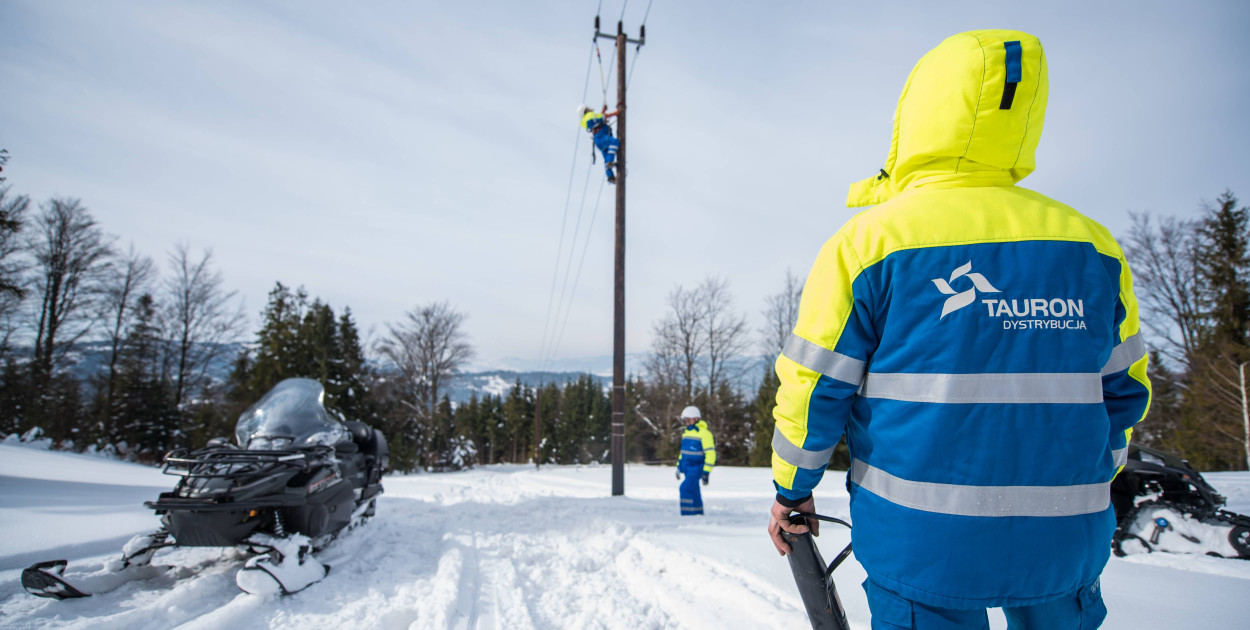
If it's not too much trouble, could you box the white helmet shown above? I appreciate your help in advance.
[577,104,592,118]
[680,406,701,420]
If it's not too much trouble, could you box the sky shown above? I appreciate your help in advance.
[2,0,1247,369]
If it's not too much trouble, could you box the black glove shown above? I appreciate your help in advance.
[675,469,682,480]
[701,472,709,486]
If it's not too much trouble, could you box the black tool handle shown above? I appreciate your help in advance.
[782,515,851,630]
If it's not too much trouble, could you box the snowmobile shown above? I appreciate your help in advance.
[22,378,389,599]
[1111,444,1250,560]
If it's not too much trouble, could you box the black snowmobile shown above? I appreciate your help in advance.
[1111,444,1250,559]
[22,378,389,599]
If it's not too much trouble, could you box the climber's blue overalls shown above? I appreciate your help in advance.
[580,111,619,182]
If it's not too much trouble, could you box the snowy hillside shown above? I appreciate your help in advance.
[1,444,1248,629]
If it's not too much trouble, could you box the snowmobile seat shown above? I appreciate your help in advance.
[343,421,388,475]
[344,421,372,447]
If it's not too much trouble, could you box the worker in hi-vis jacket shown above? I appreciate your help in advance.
[676,406,715,516]
[767,30,1149,629]
[577,105,619,184]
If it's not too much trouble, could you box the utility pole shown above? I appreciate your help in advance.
[595,17,644,496]
[534,388,542,470]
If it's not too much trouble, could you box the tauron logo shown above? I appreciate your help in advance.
[932,261,1000,319]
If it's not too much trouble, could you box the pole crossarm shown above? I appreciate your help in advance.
[596,31,645,45]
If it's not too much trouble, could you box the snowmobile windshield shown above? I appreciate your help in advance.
[234,378,349,450]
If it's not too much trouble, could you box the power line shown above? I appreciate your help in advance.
[544,29,620,366]
[549,178,609,362]
[544,158,596,365]
[627,46,642,88]
[538,41,597,368]
[627,0,654,87]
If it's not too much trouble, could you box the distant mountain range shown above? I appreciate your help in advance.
[37,342,769,404]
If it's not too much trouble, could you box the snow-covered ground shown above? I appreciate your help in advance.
[1,443,1248,629]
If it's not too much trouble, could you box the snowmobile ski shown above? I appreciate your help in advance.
[22,556,176,600]
[235,534,330,595]
[782,512,853,630]
[22,560,88,600]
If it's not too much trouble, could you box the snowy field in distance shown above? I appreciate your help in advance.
[1,443,1249,629]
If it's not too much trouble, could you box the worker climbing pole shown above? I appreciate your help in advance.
[593,14,643,497]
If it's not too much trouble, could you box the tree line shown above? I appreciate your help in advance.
[2,148,1245,472]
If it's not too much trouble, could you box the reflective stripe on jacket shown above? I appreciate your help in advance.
[678,420,716,473]
[770,30,1150,610]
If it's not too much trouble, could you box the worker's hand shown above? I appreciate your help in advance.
[675,469,681,481]
[768,495,817,556]
[701,472,709,486]
[602,104,608,114]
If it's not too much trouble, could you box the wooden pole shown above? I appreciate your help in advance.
[535,387,542,470]
[611,21,627,496]
[595,15,643,496]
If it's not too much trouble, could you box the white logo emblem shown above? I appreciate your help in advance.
[932,261,1000,319]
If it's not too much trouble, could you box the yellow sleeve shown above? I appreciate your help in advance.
[702,429,716,472]
[772,233,870,498]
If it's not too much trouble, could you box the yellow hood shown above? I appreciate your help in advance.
[847,30,1049,207]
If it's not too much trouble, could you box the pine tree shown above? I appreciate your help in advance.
[113,294,178,460]
[333,308,373,422]
[1180,191,1250,469]
[1196,191,1250,347]
[748,366,779,467]
[229,283,375,424]
[243,283,308,400]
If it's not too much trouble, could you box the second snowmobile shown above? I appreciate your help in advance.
[1111,444,1250,559]
[22,378,389,599]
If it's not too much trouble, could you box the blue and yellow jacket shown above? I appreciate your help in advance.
[678,420,716,473]
[771,30,1150,609]
[581,111,609,135]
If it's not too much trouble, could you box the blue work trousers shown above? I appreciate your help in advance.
[593,127,618,179]
[863,578,1107,630]
[679,459,704,515]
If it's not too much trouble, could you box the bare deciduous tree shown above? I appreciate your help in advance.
[1124,212,1204,363]
[28,198,114,379]
[101,243,156,413]
[701,277,751,400]
[647,285,707,400]
[162,243,245,409]
[761,268,803,359]
[646,276,750,404]
[0,183,29,351]
[377,301,475,419]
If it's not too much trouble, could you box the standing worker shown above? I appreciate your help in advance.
[676,406,715,516]
[577,105,619,184]
[767,30,1149,628]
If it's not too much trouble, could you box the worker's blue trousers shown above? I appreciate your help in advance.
[863,578,1107,629]
[679,459,704,515]
[593,128,618,179]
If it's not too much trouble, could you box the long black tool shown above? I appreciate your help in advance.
[782,512,852,630]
